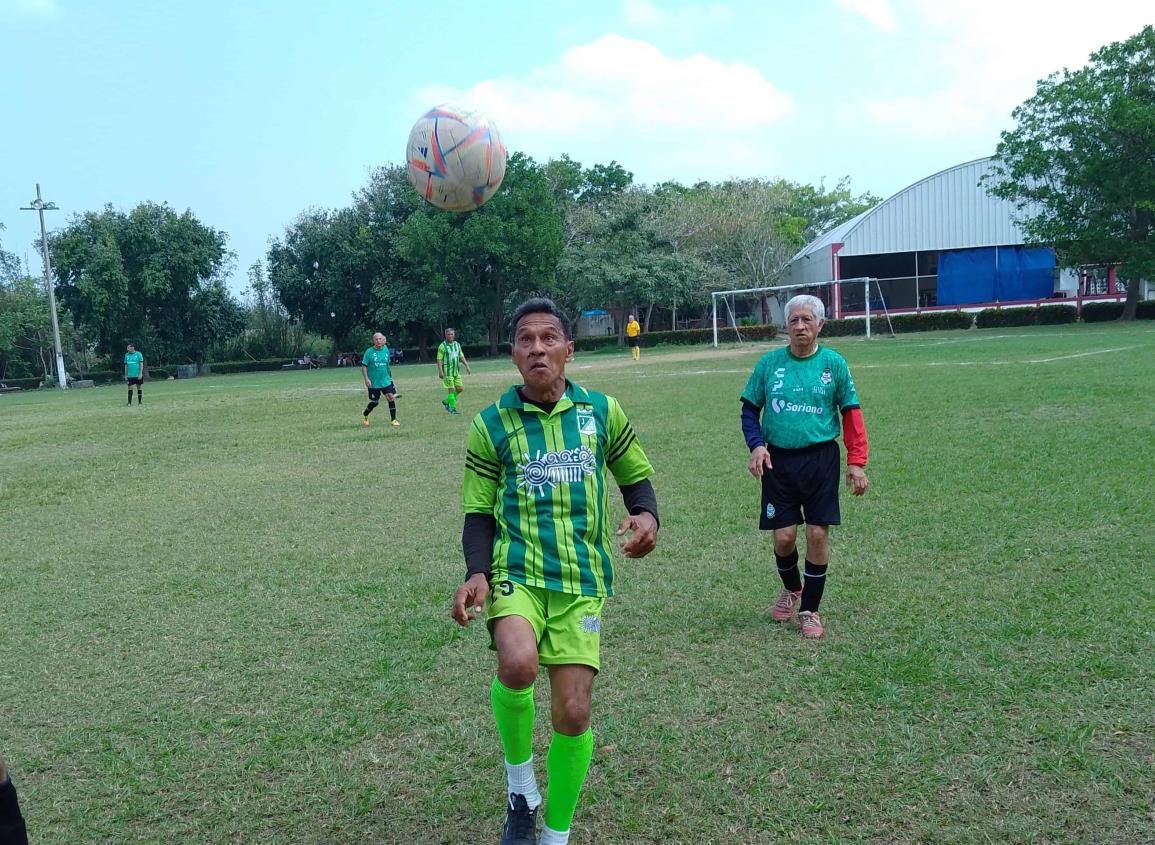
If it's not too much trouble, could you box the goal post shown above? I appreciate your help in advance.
[710,277,893,346]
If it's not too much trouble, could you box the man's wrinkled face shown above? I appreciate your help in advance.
[512,314,572,390]
[787,307,823,349]
[372,333,386,350]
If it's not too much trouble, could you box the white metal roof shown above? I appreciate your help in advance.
[795,157,1033,258]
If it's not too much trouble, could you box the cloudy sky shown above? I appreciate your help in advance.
[0,0,1149,290]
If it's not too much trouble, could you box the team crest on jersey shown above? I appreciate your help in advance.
[576,409,597,436]
[820,367,833,385]
[517,446,596,497]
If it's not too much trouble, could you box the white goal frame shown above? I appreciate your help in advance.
[710,277,894,346]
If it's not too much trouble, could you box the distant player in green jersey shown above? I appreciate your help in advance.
[124,342,144,405]
[740,294,870,639]
[437,327,472,415]
[451,298,659,845]
[361,332,400,428]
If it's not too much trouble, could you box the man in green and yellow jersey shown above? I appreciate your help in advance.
[360,332,400,428]
[740,294,870,640]
[451,298,659,845]
[436,327,472,415]
[124,342,144,405]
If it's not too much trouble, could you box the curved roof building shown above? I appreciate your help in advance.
[785,157,1082,315]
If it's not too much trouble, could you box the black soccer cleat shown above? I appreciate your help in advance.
[501,792,538,845]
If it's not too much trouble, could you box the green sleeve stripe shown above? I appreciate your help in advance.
[466,449,500,471]
[465,460,500,483]
[607,429,637,464]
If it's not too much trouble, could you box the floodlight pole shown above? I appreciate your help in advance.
[21,184,67,389]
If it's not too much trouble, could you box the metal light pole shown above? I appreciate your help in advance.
[21,184,67,389]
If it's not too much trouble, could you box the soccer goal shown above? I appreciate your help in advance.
[710,277,895,346]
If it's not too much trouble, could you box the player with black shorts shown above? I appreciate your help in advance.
[124,343,144,405]
[361,332,400,428]
[740,294,869,638]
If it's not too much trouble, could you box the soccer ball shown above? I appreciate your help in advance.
[406,104,507,212]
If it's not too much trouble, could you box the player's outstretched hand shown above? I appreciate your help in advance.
[748,445,773,479]
[846,465,869,496]
[617,512,658,558]
[451,573,490,627]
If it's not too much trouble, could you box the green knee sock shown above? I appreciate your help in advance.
[447,390,457,410]
[491,678,535,765]
[544,729,593,833]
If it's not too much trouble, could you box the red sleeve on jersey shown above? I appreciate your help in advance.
[842,407,869,466]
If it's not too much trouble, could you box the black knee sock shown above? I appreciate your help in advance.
[127,389,133,404]
[137,389,142,403]
[387,399,397,421]
[775,549,801,592]
[363,402,377,417]
[800,560,828,612]
[0,777,29,845]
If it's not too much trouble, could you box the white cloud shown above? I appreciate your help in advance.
[416,34,794,181]
[837,0,897,32]
[861,0,1152,138]
[0,0,60,16]
[623,0,667,27]
[622,0,737,36]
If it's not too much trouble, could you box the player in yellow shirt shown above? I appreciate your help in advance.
[625,314,641,360]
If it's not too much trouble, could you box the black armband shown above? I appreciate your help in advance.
[619,478,659,527]
[462,512,497,581]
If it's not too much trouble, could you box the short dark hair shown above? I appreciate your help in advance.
[509,297,572,342]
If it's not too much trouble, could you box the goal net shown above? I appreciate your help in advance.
[710,277,895,346]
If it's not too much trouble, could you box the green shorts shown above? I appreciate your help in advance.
[442,374,464,390]
[487,580,605,671]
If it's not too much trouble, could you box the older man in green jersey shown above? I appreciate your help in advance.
[124,342,144,405]
[452,298,659,845]
[740,294,869,639]
[437,327,472,415]
[361,332,400,428]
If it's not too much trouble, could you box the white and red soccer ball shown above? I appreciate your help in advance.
[406,105,507,212]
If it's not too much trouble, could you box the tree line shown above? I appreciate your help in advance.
[0,157,877,378]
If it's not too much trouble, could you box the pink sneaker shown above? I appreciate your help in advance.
[799,611,824,639]
[771,589,802,622]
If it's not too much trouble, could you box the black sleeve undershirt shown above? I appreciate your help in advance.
[460,477,659,581]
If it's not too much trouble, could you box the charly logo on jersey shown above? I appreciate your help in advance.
[576,409,597,436]
[517,446,596,497]
[771,366,786,394]
[771,397,825,415]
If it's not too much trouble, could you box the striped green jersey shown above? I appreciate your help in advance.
[462,380,653,598]
[437,340,463,378]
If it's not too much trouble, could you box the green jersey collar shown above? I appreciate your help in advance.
[499,379,592,415]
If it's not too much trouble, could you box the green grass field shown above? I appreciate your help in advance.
[3,322,1154,845]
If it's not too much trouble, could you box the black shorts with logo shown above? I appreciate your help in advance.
[626,336,639,348]
[759,439,841,530]
[126,376,143,386]
[367,384,396,401]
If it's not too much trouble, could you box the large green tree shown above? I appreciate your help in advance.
[398,152,564,354]
[986,25,1155,320]
[50,203,240,362]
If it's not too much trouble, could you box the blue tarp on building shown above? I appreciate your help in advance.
[937,246,1056,305]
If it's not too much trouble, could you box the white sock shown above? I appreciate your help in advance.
[540,826,570,845]
[505,757,542,809]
